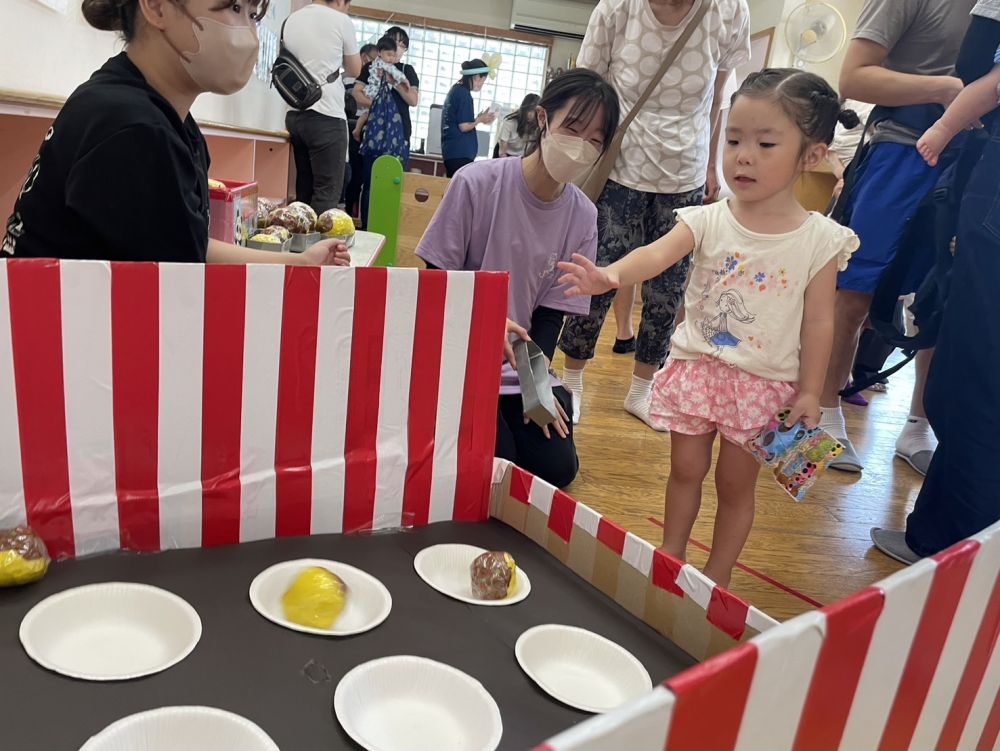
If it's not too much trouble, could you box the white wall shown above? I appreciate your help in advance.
[353,0,582,69]
[749,0,786,34]
[748,0,865,89]
[0,0,293,132]
[356,0,513,29]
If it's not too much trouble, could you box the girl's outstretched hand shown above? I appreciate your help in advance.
[557,254,619,297]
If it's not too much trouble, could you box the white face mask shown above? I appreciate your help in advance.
[540,131,601,184]
[166,13,260,95]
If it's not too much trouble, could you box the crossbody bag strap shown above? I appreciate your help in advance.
[617,0,712,134]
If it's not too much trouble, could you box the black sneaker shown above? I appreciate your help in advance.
[612,337,636,354]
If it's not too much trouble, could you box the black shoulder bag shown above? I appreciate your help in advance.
[271,19,340,111]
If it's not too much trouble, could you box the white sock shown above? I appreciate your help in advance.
[624,375,666,431]
[562,368,583,424]
[897,416,936,451]
[819,406,847,439]
[625,374,653,405]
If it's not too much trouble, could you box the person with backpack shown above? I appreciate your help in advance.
[871,5,1000,563]
[281,0,362,214]
[817,0,976,475]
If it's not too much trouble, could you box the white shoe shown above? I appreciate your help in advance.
[895,418,936,476]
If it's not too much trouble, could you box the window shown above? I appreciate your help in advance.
[354,18,549,152]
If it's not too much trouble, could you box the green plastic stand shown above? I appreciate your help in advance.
[367,155,404,268]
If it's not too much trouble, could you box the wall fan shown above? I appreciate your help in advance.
[784,1,848,67]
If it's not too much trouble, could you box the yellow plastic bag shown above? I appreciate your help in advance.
[282,567,348,629]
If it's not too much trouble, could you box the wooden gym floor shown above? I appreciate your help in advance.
[553,312,918,622]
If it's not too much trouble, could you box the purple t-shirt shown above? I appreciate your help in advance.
[416,158,597,394]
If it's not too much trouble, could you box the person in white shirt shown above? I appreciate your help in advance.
[826,98,875,201]
[558,0,751,430]
[282,0,361,214]
[498,94,540,157]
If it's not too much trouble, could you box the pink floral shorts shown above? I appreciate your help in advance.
[649,356,798,446]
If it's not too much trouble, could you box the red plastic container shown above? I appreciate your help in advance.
[208,179,258,246]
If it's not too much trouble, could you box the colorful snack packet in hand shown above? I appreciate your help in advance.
[746,410,845,501]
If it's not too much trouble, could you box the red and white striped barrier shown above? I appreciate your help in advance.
[536,519,1000,751]
[4,258,995,751]
[0,259,508,558]
[491,461,779,663]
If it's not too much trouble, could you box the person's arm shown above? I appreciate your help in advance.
[576,3,613,77]
[206,238,350,266]
[933,66,1000,134]
[839,38,963,107]
[395,65,419,107]
[342,53,362,79]
[353,63,373,108]
[338,15,361,79]
[826,150,847,198]
[705,69,730,203]
[528,306,565,362]
[826,150,846,181]
[558,223,696,296]
[785,258,838,428]
[459,110,493,132]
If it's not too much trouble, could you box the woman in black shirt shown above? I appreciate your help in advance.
[2,0,348,267]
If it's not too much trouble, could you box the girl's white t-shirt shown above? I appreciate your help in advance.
[579,0,751,194]
[670,201,859,382]
[498,117,530,156]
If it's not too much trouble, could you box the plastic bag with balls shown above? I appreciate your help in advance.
[0,527,50,587]
[470,551,517,600]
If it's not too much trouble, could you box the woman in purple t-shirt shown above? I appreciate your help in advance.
[417,70,620,488]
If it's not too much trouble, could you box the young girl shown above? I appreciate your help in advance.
[559,69,859,587]
[418,69,619,488]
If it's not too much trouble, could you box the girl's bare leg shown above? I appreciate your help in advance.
[661,431,716,561]
[703,438,760,588]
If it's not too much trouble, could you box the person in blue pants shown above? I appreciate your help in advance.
[871,8,1000,562]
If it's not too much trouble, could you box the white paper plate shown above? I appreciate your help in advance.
[334,655,502,751]
[515,624,653,713]
[19,582,201,681]
[249,559,391,636]
[413,543,530,606]
[80,706,278,750]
